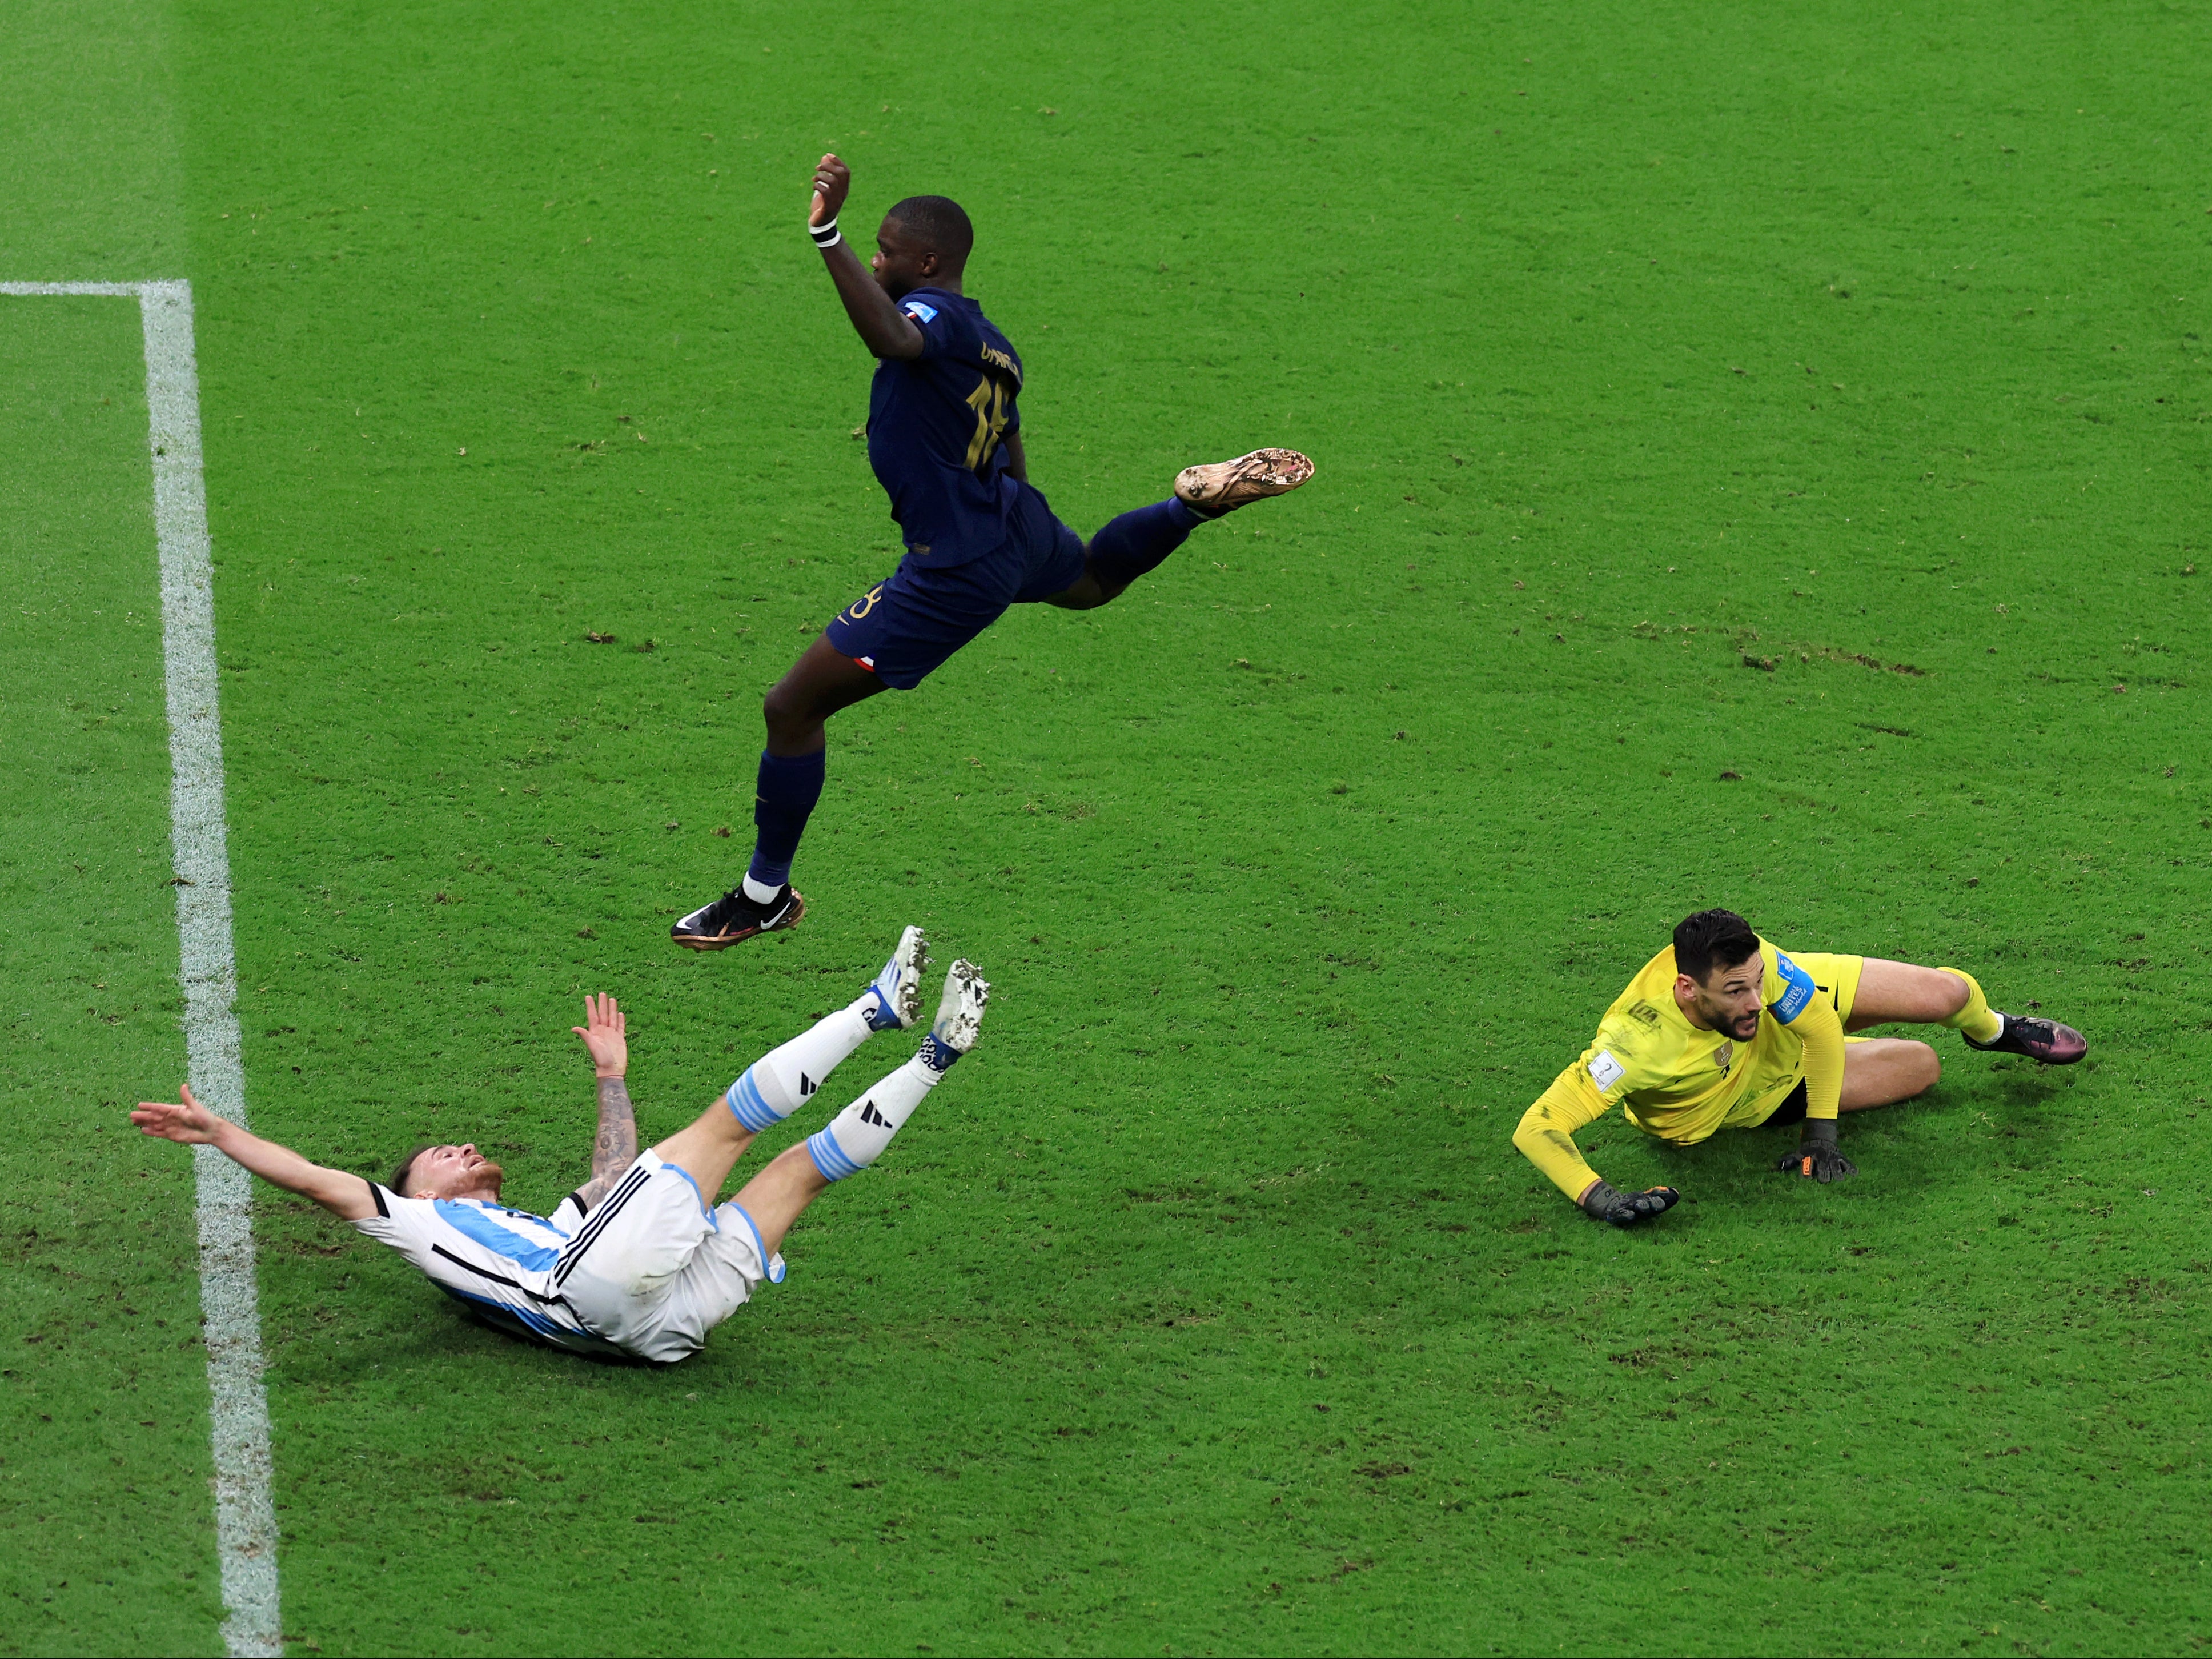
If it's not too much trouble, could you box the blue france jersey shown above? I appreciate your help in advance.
[865,287,1024,566]
[352,1184,624,1355]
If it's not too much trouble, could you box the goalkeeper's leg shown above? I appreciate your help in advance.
[1848,958,2086,1065]
[1839,1037,1941,1109]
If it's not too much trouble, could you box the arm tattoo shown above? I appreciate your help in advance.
[577,1076,638,1211]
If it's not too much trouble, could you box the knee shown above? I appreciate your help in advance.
[1048,562,1118,610]
[761,680,810,740]
[1935,970,1972,1020]
[1903,1041,1942,1099]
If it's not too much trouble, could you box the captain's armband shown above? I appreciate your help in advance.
[1768,951,1817,1024]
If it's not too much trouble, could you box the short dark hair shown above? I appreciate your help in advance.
[885,194,974,267]
[389,1143,435,1197]
[1673,908,1761,983]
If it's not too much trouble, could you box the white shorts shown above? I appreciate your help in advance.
[553,1149,786,1364]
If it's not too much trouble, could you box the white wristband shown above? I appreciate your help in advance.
[808,215,841,249]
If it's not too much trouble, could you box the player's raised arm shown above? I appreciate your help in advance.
[1511,1066,1679,1228]
[571,992,639,1211]
[806,154,925,360]
[131,1084,376,1220]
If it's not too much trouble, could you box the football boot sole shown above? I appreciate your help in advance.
[1174,448,1315,514]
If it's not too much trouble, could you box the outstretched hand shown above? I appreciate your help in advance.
[573,992,628,1079]
[1579,1179,1681,1228]
[131,1083,224,1144]
[810,153,850,227]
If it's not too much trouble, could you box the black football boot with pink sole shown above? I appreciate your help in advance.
[1964,1013,2087,1065]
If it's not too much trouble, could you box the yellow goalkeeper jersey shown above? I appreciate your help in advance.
[1512,938,1848,1201]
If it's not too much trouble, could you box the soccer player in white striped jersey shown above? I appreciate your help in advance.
[130,928,988,1363]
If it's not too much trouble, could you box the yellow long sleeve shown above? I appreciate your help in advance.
[1796,989,1844,1122]
[1513,1068,1611,1203]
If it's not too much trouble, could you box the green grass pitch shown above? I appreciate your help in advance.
[4,1,2209,1653]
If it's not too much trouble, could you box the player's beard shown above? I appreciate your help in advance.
[459,1157,505,1198]
[1697,999,1761,1041]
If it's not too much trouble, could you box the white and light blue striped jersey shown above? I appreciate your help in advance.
[352,1184,625,1356]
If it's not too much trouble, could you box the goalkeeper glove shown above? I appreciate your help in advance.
[1776,1116,1857,1183]
[1579,1180,1680,1228]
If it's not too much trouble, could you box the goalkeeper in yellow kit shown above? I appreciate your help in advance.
[1514,908,2088,1227]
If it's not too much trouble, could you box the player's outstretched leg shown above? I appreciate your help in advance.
[1173,447,1318,517]
[726,959,991,1261]
[1045,448,1314,611]
[804,959,988,1183]
[655,927,928,1203]
[1848,959,2087,1064]
[672,637,886,950]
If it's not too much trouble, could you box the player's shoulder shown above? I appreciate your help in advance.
[547,1190,589,1231]
[1586,980,1666,1079]
[350,1180,419,1233]
[1585,948,1694,1077]
[970,303,1019,359]
[1608,944,1679,1013]
[895,287,953,326]
[896,286,978,338]
[1581,1019,1674,1100]
[1757,936,1820,1023]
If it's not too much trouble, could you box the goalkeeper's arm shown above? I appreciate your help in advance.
[1775,991,1856,1183]
[1512,1071,1679,1228]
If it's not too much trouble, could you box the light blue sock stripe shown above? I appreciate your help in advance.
[805,1127,864,1182]
[725,1069,782,1133]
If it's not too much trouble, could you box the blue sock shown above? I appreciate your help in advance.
[1085,497,1203,588]
[746,749,826,891]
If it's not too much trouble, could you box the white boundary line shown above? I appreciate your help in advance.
[2,279,282,1657]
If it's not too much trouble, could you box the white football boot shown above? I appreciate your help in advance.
[930,959,991,1055]
[862,925,930,1032]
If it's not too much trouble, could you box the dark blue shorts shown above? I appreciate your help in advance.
[824,481,1086,690]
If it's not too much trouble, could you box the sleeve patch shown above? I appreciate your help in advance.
[1770,951,1817,1023]
[1588,1050,1627,1093]
[901,300,938,323]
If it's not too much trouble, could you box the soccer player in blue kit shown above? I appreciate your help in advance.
[672,154,1314,949]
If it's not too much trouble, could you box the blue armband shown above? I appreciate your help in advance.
[1769,951,1817,1024]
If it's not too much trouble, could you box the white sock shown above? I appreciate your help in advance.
[724,1001,874,1132]
[804,1052,946,1181]
[740,872,782,905]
